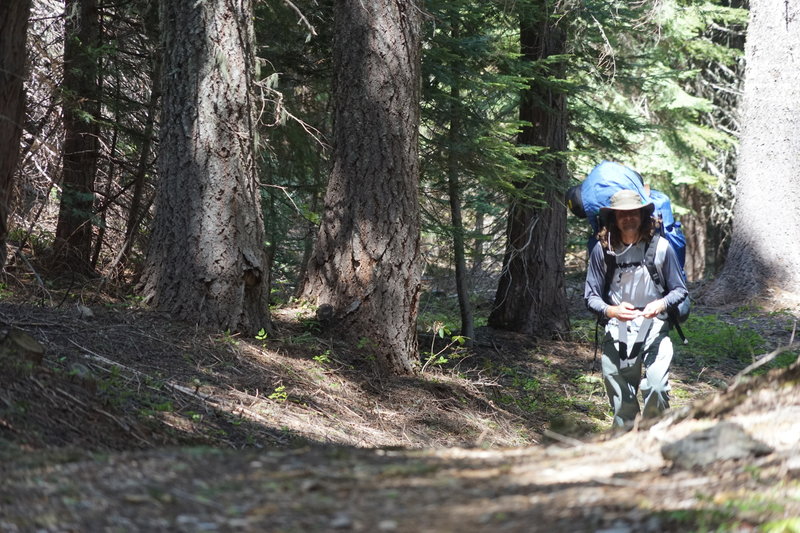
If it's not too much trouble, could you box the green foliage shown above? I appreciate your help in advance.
[7,227,53,257]
[268,385,288,403]
[419,0,538,279]
[673,314,767,364]
[421,321,468,372]
[656,488,795,532]
[485,358,607,432]
[217,330,240,347]
[569,318,598,344]
[762,518,800,533]
[313,350,331,365]
[573,373,604,398]
[567,0,747,204]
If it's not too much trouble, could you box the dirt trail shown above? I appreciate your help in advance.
[1,300,800,532]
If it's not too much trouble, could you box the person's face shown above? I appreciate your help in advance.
[614,209,642,233]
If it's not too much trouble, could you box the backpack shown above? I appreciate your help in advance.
[566,160,687,280]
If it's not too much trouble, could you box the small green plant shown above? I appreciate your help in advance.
[511,374,540,392]
[570,318,599,344]
[187,411,204,422]
[151,401,173,412]
[357,336,376,349]
[255,328,268,341]
[421,321,467,372]
[313,350,331,365]
[288,331,318,345]
[97,366,131,407]
[218,330,240,347]
[268,385,288,403]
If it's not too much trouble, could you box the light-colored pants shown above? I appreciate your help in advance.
[601,317,673,428]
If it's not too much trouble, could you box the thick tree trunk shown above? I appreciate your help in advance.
[488,5,570,337]
[705,0,800,304]
[301,0,422,375]
[0,0,32,270]
[142,0,270,335]
[54,0,101,272]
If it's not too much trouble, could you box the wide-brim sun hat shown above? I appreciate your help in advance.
[599,189,654,225]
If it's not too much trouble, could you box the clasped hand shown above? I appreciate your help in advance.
[607,300,665,321]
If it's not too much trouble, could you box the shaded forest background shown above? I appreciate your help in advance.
[2,0,747,333]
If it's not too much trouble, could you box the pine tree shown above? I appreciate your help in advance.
[142,0,270,334]
[705,0,800,304]
[0,0,32,270]
[300,0,424,375]
[489,1,570,337]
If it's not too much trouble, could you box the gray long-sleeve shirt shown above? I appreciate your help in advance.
[584,236,688,320]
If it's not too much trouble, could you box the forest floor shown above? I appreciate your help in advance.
[1,271,800,532]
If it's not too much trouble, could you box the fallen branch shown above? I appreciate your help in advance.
[731,321,798,386]
[543,429,585,448]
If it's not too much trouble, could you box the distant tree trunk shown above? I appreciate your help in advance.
[301,0,422,375]
[447,76,474,345]
[705,0,800,304]
[141,0,270,335]
[470,210,485,275]
[681,186,710,282]
[54,0,101,272]
[294,163,324,298]
[0,0,32,270]
[488,4,570,337]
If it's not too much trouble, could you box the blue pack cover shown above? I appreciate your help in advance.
[581,161,686,277]
[649,189,686,276]
[581,161,649,234]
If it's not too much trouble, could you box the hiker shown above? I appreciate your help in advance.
[584,189,688,428]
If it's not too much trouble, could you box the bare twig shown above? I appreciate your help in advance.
[732,336,800,387]
[543,429,585,448]
[281,0,317,36]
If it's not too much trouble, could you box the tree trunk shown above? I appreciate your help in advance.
[681,185,709,282]
[470,210,485,276]
[705,0,800,304]
[301,0,422,375]
[488,4,570,337]
[54,0,101,272]
[447,78,474,345]
[0,0,32,270]
[142,0,270,335]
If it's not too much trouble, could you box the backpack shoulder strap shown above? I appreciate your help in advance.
[643,234,664,292]
[644,233,688,343]
[602,246,616,299]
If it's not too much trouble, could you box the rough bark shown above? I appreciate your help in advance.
[0,0,32,270]
[54,0,101,272]
[488,5,570,337]
[142,0,270,335]
[301,0,422,375]
[705,0,800,305]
